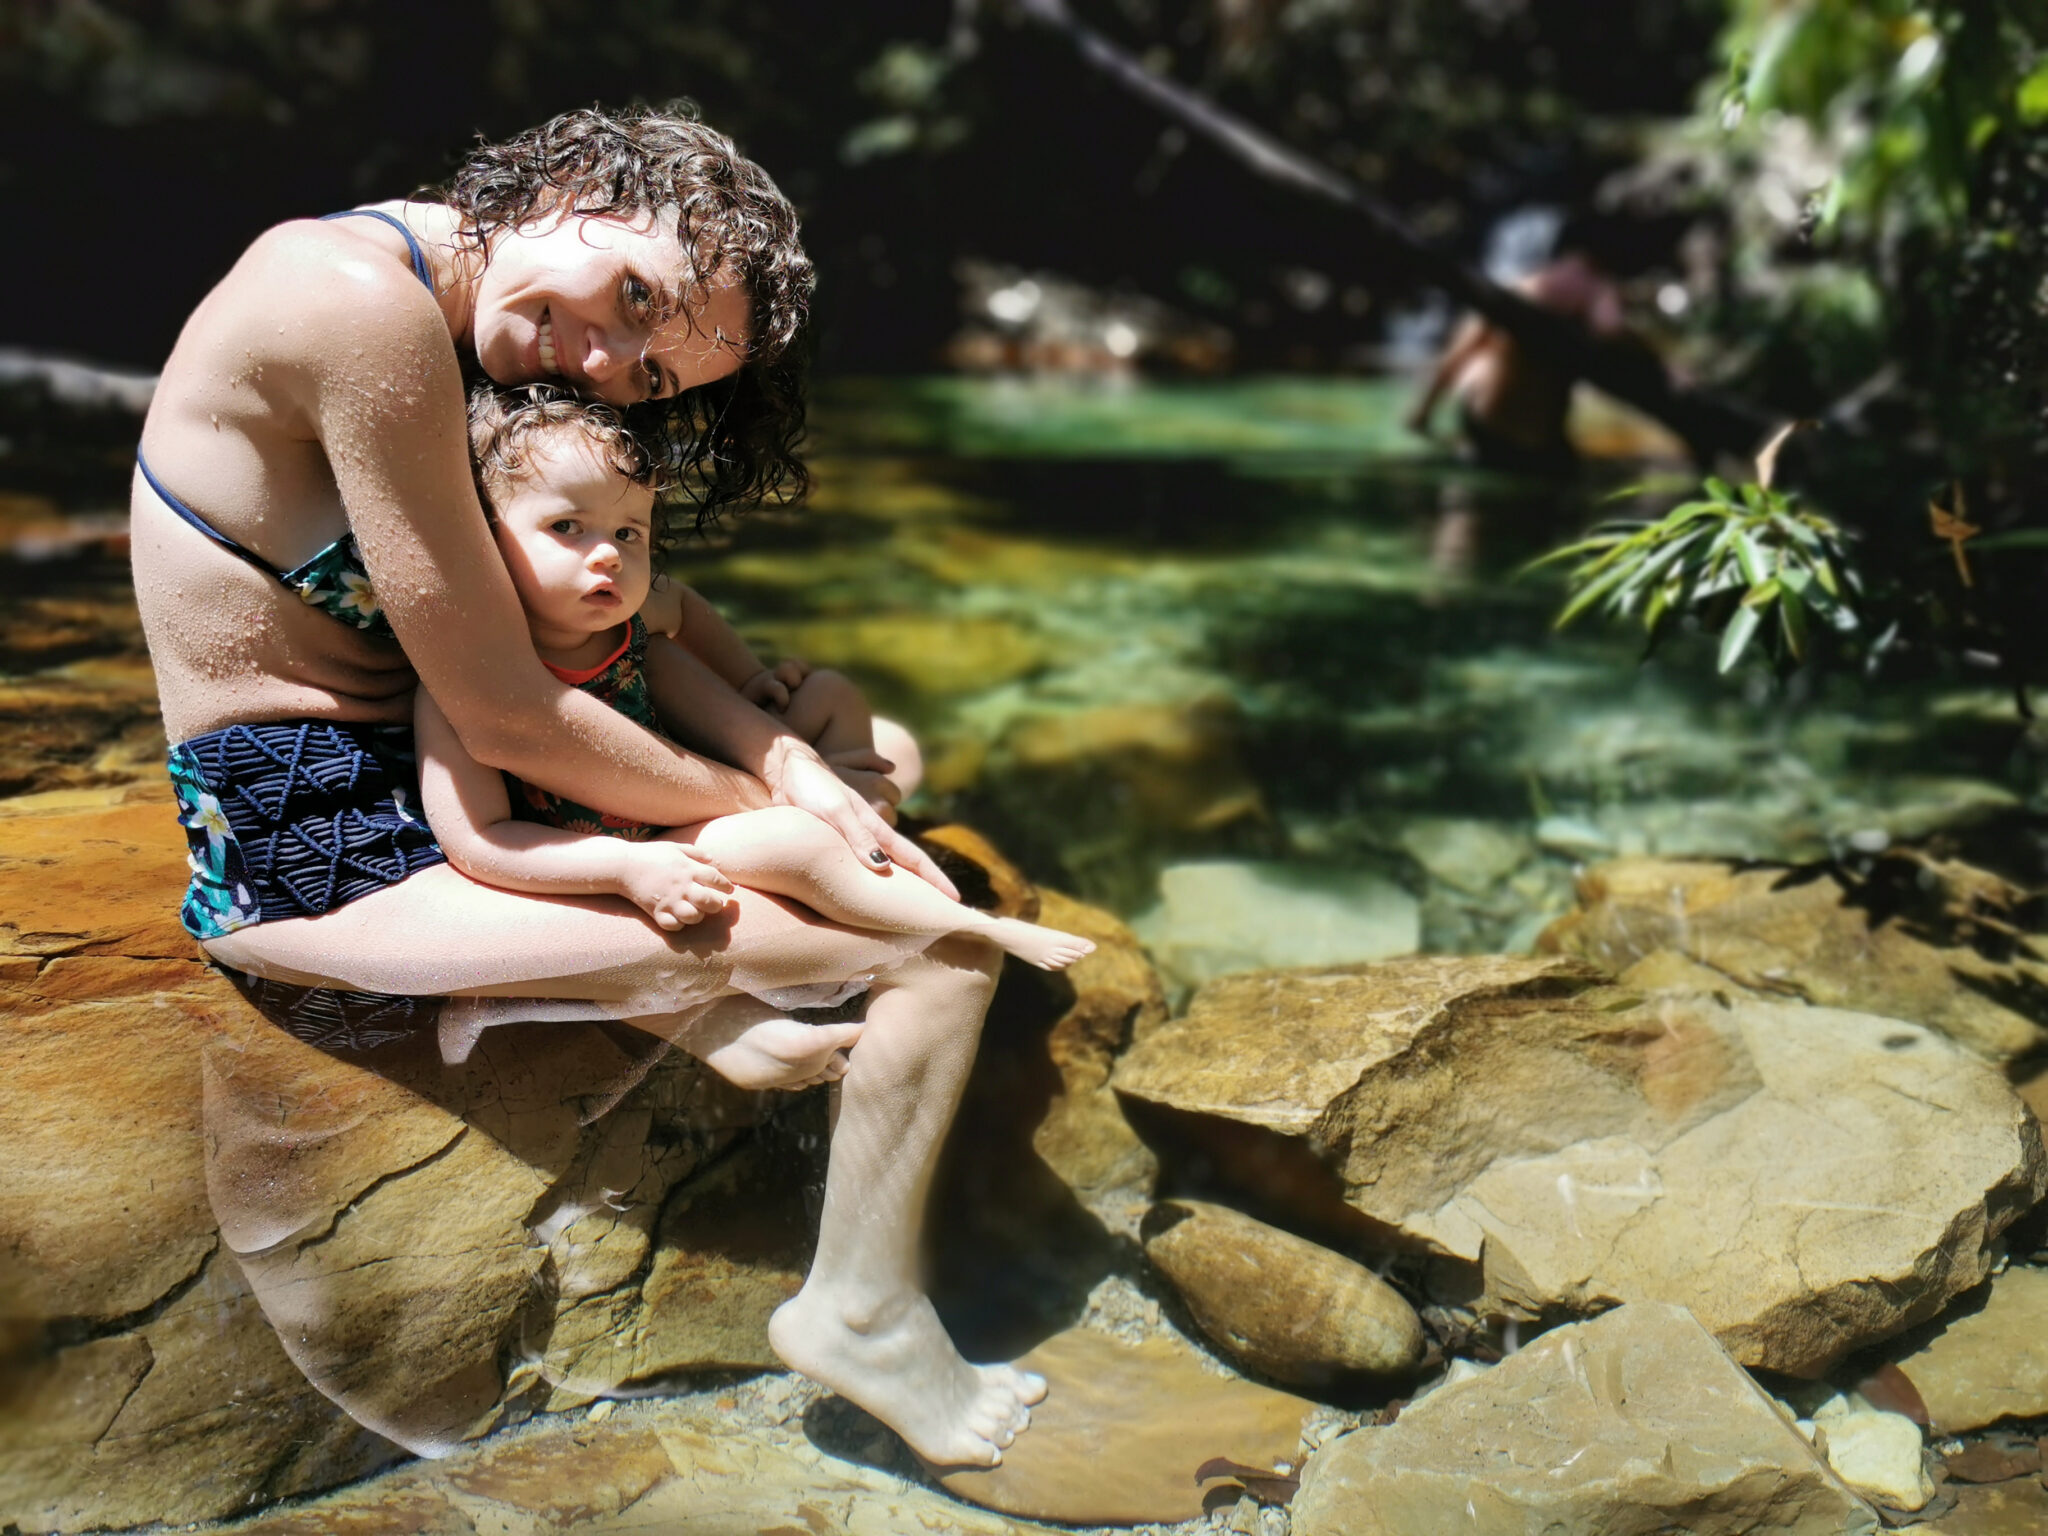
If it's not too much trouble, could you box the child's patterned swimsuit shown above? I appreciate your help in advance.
[512,615,665,839]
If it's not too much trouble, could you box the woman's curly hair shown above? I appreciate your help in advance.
[467,382,671,514]
[440,102,814,532]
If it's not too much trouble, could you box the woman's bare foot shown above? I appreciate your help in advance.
[691,1015,864,1091]
[973,917,1095,972]
[768,1284,1047,1467]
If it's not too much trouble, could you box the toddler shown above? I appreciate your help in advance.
[414,387,1092,1085]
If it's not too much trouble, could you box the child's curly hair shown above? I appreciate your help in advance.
[439,102,813,531]
[468,383,672,523]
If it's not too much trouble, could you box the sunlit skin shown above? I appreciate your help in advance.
[462,206,753,406]
[446,432,1097,955]
[485,437,657,667]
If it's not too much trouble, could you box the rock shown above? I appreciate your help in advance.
[969,696,1268,911]
[1397,817,1534,894]
[1925,1477,2048,1535]
[1817,1408,1933,1512]
[1291,1303,1878,1536]
[1542,855,2048,1061]
[1893,1266,2048,1433]
[933,1327,1314,1525]
[1131,860,1419,994]
[1942,1435,2041,1484]
[1140,1200,1424,1385]
[161,1393,1054,1535]
[1113,955,2045,1374]
[0,792,866,1529]
[760,613,1058,696]
[1026,888,1167,1209]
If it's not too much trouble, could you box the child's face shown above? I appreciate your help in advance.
[488,433,656,643]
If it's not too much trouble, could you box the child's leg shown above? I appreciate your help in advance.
[871,716,924,800]
[671,809,1095,972]
[781,669,874,761]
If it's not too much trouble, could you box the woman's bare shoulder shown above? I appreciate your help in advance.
[211,217,450,364]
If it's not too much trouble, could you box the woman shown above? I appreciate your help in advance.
[133,104,1041,1468]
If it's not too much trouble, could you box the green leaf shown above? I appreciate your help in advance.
[2019,62,2048,125]
[1718,604,1763,674]
[1733,530,1767,586]
[1780,583,1810,661]
[1743,577,1782,609]
[1556,562,1639,629]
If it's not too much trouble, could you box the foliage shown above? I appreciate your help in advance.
[1534,476,1861,676]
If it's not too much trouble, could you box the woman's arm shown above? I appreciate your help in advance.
[284,238,773,829]
[414,687,732,928]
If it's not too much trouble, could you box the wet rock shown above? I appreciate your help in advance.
[1,792,883,1528]
[1941,1435,2042,1484]
[1397,817,1533,895]
[760,612,1058,696]
[1132,860,1419,994]
[933,1326,1314,1525]
[1291,1303,1879,1536]
[1542,855,2048,1061]
[1816,1406,1933,1512]
[165,1394,1053,1535]
[1140,1200,1424,1384]
[1025,888,1166,1209]
[979,696,1269,907]
[1925,1477,2048,1535]
[1894,1266,2048,1433]
[1113,955,2045,1374]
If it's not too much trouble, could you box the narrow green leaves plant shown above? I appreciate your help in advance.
[1529,475,1862,675]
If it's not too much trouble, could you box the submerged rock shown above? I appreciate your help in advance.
[933,1326,1314,1525]
[1893,1266,2048,1434]
[1131,859,1419,994]
[1113,955,2045,1374]
[1543,855,2048,1062]
[1294,1304,1878,1535]
[1140,1199,1424,1385]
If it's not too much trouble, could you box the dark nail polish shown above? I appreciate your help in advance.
[869,849,890,865]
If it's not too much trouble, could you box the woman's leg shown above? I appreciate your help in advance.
[676,809,1094,971]
[203,861,930,1014]
[768,934,1047,1467]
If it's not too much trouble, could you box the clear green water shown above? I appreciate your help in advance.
[680,376,2042,968]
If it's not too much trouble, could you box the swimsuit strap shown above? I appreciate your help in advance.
[319,209,435,292]
[135,449,282,578]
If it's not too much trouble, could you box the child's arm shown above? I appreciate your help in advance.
[644,575,809,709]
[415,687,734,930]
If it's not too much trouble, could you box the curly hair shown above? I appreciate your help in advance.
[439,103,814,529]
[467,382,669,513]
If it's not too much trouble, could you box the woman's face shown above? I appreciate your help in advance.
[470,206,752,408]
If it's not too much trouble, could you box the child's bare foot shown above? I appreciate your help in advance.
[691,1014,864,1092]
[975,917,1096,972]
[768,1284,1046,1467]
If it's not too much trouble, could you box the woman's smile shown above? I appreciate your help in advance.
[536,311,560,376]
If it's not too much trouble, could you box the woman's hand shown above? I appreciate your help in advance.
[821,746,904,825]
[615,840,736,931]
[764,741,960,900]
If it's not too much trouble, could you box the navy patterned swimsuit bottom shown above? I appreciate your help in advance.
[168,720,445,940]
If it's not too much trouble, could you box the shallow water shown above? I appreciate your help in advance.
[694,377,2046,970]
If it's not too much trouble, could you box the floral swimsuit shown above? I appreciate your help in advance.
[513,616,665,840]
